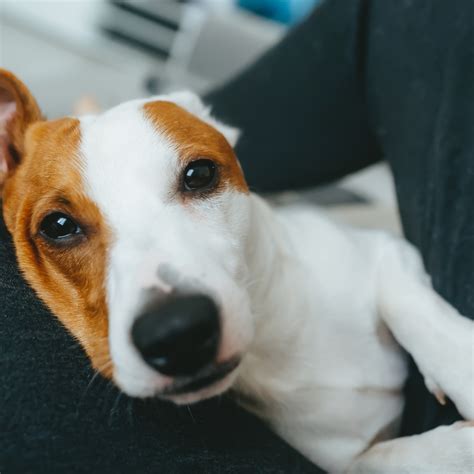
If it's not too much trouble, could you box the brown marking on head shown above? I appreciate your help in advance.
[143,100,248,194]
[0,70,112,376]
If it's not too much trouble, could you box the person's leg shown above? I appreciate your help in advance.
[366,0,474,435]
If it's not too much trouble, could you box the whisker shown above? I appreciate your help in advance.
[108,391,124,425]
[126,398,135,427]
[187,405,196,424]
[80,359,113,401]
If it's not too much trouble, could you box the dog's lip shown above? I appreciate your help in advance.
[161,356,240,396]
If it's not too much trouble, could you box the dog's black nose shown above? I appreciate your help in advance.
[131,294,220,376]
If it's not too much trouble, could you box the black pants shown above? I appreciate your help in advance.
[1,1,473,472]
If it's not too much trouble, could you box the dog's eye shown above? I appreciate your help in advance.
[183,159,217,192]
[40,212,82,241]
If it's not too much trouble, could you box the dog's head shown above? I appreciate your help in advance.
[0,70,255,403]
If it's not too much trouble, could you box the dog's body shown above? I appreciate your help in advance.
[0,70,473,473]
[236,198,474,472]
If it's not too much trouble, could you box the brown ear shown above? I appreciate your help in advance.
[0,69,42,189]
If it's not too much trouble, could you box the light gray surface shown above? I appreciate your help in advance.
[0,21,149,118]
[0,1,284,115]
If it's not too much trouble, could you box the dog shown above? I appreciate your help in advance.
[0,69,473,473]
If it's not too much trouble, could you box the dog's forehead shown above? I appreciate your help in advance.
[77,98,240,235]
[77,100,177,234]
[80,99,179,182]
[79,98,232,172]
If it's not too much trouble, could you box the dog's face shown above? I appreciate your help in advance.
[0,70,255,403]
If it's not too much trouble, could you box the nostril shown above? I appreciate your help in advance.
[144,331,219,375]
[131,294,220,376]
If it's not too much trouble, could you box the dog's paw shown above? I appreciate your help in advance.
[420,321,474,421]
[347,423,474,473]
[453,420,474,428]
[417,422,474,473]
[424,372,474,421]
[424,375,446,405]
[440,422,474,471]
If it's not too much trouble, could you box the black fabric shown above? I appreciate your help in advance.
[206,0,474,436]
[0,214,321,473]
[208,0,381,192]
[2,0,473,471]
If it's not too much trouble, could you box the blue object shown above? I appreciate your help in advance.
[238,0,321,24]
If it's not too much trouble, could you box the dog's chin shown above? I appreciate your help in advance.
[162,369,238,405]
[114,357,241,403]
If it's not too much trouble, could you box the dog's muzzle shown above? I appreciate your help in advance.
[131,294,220,377]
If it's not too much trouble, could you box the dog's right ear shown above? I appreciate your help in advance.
[0,69,42,190]
[165,90,241,148]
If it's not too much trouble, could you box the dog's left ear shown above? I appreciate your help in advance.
[166,90,240,148]
[0,69,42,188]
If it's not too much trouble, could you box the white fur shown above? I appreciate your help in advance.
[78,92,474,472]
[80,96,252,400]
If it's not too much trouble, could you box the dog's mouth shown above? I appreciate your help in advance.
[161,356,240,396]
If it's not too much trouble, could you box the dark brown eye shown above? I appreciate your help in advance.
[183,159,217,192]
[40,212,82,241]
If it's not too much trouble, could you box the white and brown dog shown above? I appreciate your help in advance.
[0,70,473,473]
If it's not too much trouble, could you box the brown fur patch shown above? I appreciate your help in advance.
[3,118,112,377]
[143,100,248,194]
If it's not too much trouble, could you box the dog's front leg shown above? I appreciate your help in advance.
[376,239,474,420]
[347,421,474,473]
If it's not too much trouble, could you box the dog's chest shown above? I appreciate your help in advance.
[267,206,409,389]
[238,315,408,472]
[238,206,411,471]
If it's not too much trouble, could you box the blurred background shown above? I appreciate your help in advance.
[0,0,399,231]
[0,0,319,116]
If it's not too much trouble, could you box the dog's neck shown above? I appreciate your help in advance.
[236,194,314,408]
